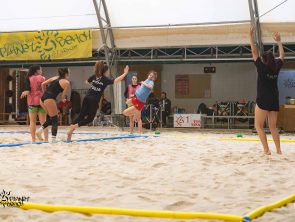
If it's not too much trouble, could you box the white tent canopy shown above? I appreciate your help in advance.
[0,0,294,32]
[0,0,294,48]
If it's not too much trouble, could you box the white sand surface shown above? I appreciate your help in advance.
[0,126,294,222]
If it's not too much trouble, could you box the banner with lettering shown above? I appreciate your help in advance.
[0,30,92,60]
[278,70,295,104]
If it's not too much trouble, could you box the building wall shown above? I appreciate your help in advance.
[42,66,92,90]
[161,63,257,113]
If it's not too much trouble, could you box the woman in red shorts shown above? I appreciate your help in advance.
[123,70,157,130]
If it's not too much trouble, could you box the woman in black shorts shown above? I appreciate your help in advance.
[36,68,70,142]
[66,61,129,141]
[250,26,285,155]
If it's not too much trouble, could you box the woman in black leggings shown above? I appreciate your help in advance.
[67,61,129,141]
[37,68,70,142]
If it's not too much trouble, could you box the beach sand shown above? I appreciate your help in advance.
[0,126,294,222]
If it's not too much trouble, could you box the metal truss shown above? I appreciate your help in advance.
[1,43,294,68]
[116,45,252,62]
[248,0,264,56]
[92,0,116,67]
[102,44,295,63]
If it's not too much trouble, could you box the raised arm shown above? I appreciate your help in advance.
[249,26,258,61]
[274,32,285,61]
[41,76,59,92]
[114,65,129,84]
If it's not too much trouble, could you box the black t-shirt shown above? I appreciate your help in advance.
[161,98,171,115]
[254,57,283,111]
[86,75,114,99]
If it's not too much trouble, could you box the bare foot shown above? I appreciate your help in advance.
[276,150,282,155]
[36,128,44,141]
[67,126,75,141]
[264,150,271,155]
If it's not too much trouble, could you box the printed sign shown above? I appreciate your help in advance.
[0,30,92,60]
[174,114,202,128]
[278,70,295,104]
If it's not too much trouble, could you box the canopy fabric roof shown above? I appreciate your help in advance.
[1,0,294,48]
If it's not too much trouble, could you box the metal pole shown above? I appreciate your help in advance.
[101,0,115,49]
[15,70,19,118]
[149,105,153,131]
[253,0,264,56]
[92,0,122,114]
[160,102,163,128]
[3,87,5,121]
[8,71,13,122]
[92,0,110,66]
[248,0,264,56]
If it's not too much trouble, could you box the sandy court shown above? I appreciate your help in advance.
[0,126,294,222]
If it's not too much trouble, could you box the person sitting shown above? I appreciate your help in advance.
[197,103,215,116]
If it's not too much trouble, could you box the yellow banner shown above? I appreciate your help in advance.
[0,30,92,60]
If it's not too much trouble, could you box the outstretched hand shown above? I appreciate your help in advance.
[273,32,281,42]
[124,65,129,74]
[20,91,29,99]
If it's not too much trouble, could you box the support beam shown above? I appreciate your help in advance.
[248,0,264,56]
[92,0,116,66]
[93,0,123,114]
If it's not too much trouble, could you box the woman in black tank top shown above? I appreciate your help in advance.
[250,26,285,155]
[37,68,70,142]
[41,79,64,102]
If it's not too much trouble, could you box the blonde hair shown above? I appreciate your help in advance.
[148,70,157,79]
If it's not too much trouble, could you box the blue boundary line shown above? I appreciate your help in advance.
[0,131,116,135]
[0,134,155,148]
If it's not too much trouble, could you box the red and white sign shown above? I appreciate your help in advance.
[173,114,202,128]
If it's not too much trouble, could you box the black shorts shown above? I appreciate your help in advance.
[41,92,56,102]
[256,97,279,112]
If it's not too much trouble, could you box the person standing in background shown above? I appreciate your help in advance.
[160,92,171,127]
[124,75,142,134]
[123,71,157,127]
[21,65,48,142]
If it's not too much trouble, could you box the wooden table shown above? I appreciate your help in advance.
[278,105,295,132]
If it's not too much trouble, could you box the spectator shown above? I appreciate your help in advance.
[124,75,141,134]
[160,92,171,126]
